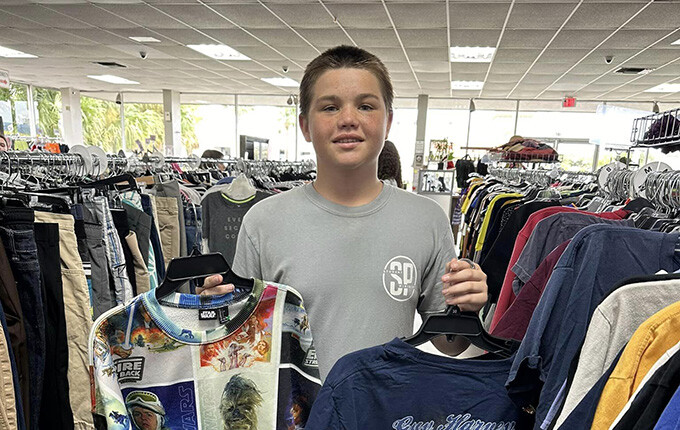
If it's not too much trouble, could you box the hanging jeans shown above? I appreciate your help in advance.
[82,221,115,318]
[32,211,94,430]
[34,223,73,430]
[125,232,150,294]
[153,181,187,256]
[121,193,158,290]
[155,196,180,266]
[0,207,44,430]
[0,302,24,430]
[140,194,166,281]
[185,204,203,255]
[0,236,29,428]
[83,197,133,305]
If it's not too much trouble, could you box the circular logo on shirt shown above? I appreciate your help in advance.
[382,256,418,302]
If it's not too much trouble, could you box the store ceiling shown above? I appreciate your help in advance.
[0,0,679,104]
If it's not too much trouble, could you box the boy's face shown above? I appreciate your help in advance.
[300,68,392,174]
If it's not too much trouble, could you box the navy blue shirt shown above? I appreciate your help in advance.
[306,338,532,430]
[507,225,680,429]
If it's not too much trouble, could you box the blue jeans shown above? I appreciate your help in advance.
[0,301,26,430]
[0,207,44,430]
[184,205,203,255]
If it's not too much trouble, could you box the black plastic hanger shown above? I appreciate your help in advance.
[155,252,254,300]
[402,305,520,358]
[19,191,72,214]
[80,173,140,192]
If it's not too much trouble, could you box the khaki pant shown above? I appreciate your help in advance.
[32,211,94,430]
[155,197,180,266]
[0,322,17,430]
[125,232,150,294]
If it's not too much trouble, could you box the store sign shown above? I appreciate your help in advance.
[0,70,9,89]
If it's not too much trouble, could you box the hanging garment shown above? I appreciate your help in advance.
[155,197,181,266]
[202,191,269,266]
[0,206,45,430]
[306,338,533,429]
[653,384,680,429]
[89,281,321,430]
[592,301,680,430]
[556,277,680,427]
[507,225,680,429]
[0,306,18,430]
[455,158,476,189]
[33,211,94,430]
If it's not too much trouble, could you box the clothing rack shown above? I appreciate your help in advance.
[488,167,595,187]
[630,107,680,149]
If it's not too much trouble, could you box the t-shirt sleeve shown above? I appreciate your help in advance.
[306,385,344,430]
[232,218,263,280]
[417,213,457,315]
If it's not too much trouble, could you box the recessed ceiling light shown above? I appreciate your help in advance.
[261,77,299,87]
[129,36,161,43]
[0,45,37,58]
[87,75,140,85]
[671,38,680,46]
[449,47,496,63]
[451,80,484,90]
[187,44,250,60]
[644,83,680,93]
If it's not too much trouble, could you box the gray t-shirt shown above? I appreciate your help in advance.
[511,212,634,294]
[202,190,269,265]
[233,183,455,380]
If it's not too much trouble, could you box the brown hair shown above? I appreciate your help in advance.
[299,45,393,117]
[378,140,403,188]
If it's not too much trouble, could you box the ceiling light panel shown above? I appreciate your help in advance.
[672,38,680,46]
[450,46,496,63]
[451,80,484,90]
[87,75,140,85]
[129,36,161,43]
[261,77,299,87]
[644,83,680,93]
[187,44,251,61]
[0,45,37,58]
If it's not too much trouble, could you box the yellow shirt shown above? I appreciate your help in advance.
[474,193,522,252]
[461,179,483,215]
[591,301,680,430]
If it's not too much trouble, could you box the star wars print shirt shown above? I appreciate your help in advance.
[89,279,320,430]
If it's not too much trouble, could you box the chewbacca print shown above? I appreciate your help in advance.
[220,375,264,430]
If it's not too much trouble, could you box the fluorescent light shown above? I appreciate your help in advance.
[129,36,161,43]
[450,46,495,63]
[261,77,299,87]
[87,75,140,85]
[187,44,250,60]
[644,83,680,93]
[451,80,484,90]
[0,45,37,58]
[672,38,680,46]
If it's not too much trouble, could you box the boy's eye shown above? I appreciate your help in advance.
[359,104,374,110]
[322,105,337,112]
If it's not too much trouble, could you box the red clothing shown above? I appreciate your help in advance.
[491,240,570,340]
[489,206,629,331]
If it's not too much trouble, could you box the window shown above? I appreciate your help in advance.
[34,87,63,138]
[123,103,165,153]
[0,83,30,137]
[81,95,121,153]
[237,95,298,161]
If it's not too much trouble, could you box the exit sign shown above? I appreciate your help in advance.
[563,97,576,108]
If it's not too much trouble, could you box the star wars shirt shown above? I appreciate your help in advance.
[89,280,321,430]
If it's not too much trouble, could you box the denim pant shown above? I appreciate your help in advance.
[0,207,44,430]
[0,302,26,430]
[185,204,203,255]
[141,194,166,281]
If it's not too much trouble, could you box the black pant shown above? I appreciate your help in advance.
[34,222,74,430]
[0,206,45,430]
[111,208,137,296]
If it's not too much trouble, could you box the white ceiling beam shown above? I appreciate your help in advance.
[317,0,357,47]
[478,0,515,98]
[381,0,420,93]
[256,0,321,56]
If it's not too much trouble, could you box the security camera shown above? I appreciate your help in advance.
[115,93,122,105]
[139,51,148,60]
[282,65,289,73]
[604,55,613,64]
[287,95,294,105]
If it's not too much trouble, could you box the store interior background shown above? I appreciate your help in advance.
[1,1,680,189]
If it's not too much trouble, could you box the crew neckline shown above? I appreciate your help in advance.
[383,337,515,373]
[142,279,266,344]
[303,181,394,217]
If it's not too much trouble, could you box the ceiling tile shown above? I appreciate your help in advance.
[530,62,572,74]
[0,4,92,28]
[493,48,542,63]
[388,3,446,29]
[295,28,355,47]
[507,3,580,30]
[450,63,489,74]
[45,4,138,29]
[566,3,647,30]
[65,28,131,45]
[486,73,525,83]
[626,3,680,30]
[350,29,398,48]
[407,48,448,62]
[625,49,680,67]
[600,30,675,50]
[449,3,511,29]
[489,63,532,74]
[324,3,392,29]
[152,5,237,29]
[448,30,501,47]
[550,30,612,50]
[192,4,287,29]
[399,29,447,48]
[265,3,331,29]
[97,4,190,29]
[499,30,556,49]
[410,61,449,73]
[540,49,591,63]
[146,29,217,45]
